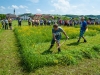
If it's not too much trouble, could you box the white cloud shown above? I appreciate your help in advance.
[51,0,70,12]
[92,6,95,9]
[28,0,39,3]
[8,6,12,9]
[51,0,77,14]
[43,11,49,14]
[12,5,19,9]
[0,6,5,12]
[51,0,100,15]
[43,10,55,14]
[36,9,42,12]
[18,12,21,14]
[50,10,55,12]
[11,5,28,9]
[26,9,31,13]
[0,6,6,9]
[19,5,28,9]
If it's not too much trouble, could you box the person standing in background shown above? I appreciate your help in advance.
[32,19,35,27]
[18,18,22,27]
[35,19,37,26]
[37,19,40,26]
[1,19,5,29]
[77,17,87,43]
[28,18,31,26]
[44,19,47,25]
[40,19,44,26]
[8,17,12,30]
[5,18,8,30]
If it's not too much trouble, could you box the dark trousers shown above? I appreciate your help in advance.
[28,22,31,26]
[9,23,12,30]
[2,25,4,29]
[32,22,35,26]
[40,23,43,26]
[49,37,61,52]
[5,23,8,30]
[18,22,21,26]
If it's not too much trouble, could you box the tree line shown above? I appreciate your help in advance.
[0,14,6,20]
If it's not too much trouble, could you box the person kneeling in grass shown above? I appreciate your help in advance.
[48,24,69,53]
[77,17,88,43]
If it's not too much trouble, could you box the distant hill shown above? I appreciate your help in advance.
[64,15,100,19]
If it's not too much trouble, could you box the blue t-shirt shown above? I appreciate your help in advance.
[52,27,63,39]
[80,21,87,31]
[40,20,44,23]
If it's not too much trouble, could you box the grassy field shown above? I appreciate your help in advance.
[0,20,100,75]
[14,24,100,71]
[0,30,25,75]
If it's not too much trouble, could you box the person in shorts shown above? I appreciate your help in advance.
[8,17,12,30]
[48,24,69,53]
[77,17,88,43]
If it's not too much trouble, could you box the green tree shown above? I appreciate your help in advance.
[41,17,47,21]
[74,17,79,21]
[0,14,6,20]
[53,16,58,20]
[62,16,70,20]
[85,16,89,21]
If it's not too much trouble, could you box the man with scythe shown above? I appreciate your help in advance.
[48,24,69,53]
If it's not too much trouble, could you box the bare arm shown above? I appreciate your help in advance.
[62,31,69,39]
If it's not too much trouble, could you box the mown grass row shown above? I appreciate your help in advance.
[14,26,100,71]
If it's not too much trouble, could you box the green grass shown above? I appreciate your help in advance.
[14,25,100,71]
[1,20,100,75]
[0,30,25,75]
[32,58,100,75]
[12,20,28,26]
[0,23,2,29]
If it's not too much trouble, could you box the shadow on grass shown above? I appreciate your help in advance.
[67,42,79,46]
[41,50,52,55]
[16,44,32,73]
[14,34,30,73]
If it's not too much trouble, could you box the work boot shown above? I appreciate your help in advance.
[58,48,61,53]
[84,39,87,43]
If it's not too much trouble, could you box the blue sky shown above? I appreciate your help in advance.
[0,0,100,15]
